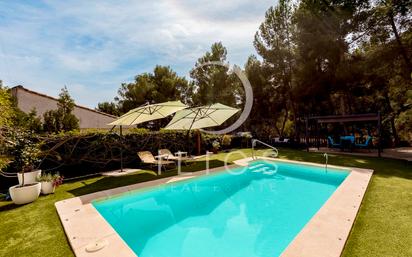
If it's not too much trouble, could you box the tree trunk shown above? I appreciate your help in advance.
[280,110,289,138]
[291,104,299,141]
[384,93,399,146]
[388,10,412,74]
[274,124,281,138]
[389,115,399,146]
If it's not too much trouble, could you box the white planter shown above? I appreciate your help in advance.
[41,181,55,195]
[17,169,42,185]
[9,182,41,205]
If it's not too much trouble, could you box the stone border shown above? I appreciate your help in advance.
[55,165,238,257]
[274,160,373,257]
[55,159,372,257]
[236,157,373,256]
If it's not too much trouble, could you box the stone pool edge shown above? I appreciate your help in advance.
[280,165,373,257]
[55,164,240,257]
[55,158,373,257]
[242,157,373,257]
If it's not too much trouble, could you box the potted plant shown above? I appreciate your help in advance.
[9,143,42,205]
[37,173,63,195]
[5,130,42,185]
[212,140,220,154]
[18,148,42,186]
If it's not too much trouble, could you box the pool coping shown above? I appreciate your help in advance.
[55,158,373,257]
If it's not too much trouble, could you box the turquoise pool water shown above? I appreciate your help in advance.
[93,161,348,257]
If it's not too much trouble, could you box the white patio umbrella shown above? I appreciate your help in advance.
[164,103,240,154]
[165,103,240,130]
[108,101,188,171]
[109,101,188,126]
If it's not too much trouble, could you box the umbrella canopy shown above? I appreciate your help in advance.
[108,100,188,172]
[165,103,240,130]
[109,101,188,126]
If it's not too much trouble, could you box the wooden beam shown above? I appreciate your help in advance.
[308,113,379,123]
[317,116,379,123]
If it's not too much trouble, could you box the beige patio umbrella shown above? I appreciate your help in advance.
[165,103,240,130]
[109,101,188,126]
[164,103,240,154]
[108,101,188,171]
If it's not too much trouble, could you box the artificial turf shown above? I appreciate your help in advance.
[0,148,411,257]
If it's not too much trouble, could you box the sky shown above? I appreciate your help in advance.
[0,0,275,108]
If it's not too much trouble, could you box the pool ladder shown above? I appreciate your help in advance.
[251,139,279,160]
[323,153,328,172]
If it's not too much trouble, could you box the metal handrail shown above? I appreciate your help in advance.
[251,139,279,160]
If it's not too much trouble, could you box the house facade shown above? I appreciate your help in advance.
[11,86,117,129]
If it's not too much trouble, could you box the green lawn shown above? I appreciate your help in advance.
[0,148,411,257]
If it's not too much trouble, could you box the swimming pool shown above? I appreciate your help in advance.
[93,161,348,257]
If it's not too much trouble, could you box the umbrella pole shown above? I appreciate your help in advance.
[197,131,201,156]
[186,109,201,156]
[120,125,123,172]
[186,130,191,155]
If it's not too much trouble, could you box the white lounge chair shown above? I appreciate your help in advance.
[137,151,175,170]
[159,149,192,165]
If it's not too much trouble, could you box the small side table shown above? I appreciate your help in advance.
[174,151,188,157]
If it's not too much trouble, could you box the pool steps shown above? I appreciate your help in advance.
[248,164,277,175]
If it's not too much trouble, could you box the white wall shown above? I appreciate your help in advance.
[12,86,116,129]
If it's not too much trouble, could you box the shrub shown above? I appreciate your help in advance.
[202,133,222,151]
[221,134,232,148]
[212,140,220,150]
[0,156,9,172]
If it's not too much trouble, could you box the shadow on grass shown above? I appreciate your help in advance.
[0,202,23,212]
[67,160,225,197]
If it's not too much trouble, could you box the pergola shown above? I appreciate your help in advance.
[305,113,382,157]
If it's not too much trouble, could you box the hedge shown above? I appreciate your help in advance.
[36,130,250,176]
[0,128,253,191]
[38,131,185,175]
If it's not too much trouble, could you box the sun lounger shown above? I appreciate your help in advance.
[137,151,175,170]
[159,149,192,164]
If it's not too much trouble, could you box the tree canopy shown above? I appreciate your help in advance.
[97,65,193,116]
[95,0,411,143]
[190,42,241,106]
[43,87,79,133]
[246,0,412,143]
[0,85,14,127]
